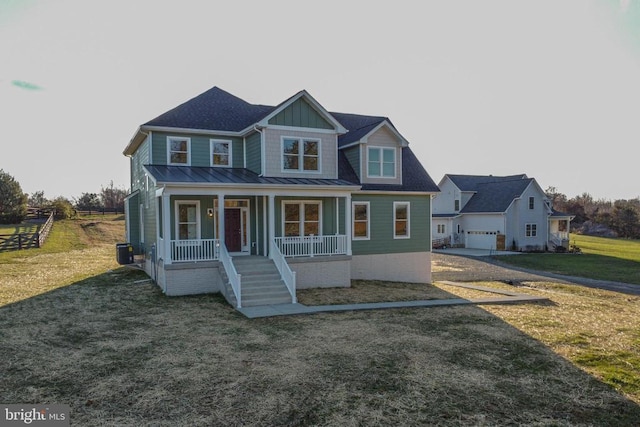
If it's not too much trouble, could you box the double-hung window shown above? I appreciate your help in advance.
[167,137,190,165]
[282,138,320,172]
[283,201,321,237]
[525,223,537,237]
[176,201,200,240]
[352,202,370,240]
[368,147,395,178]
[211,139,232,167]
[529,197,535,209]
[437,224,446,234]
[394,202,410,238]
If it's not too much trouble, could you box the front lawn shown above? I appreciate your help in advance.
[1,222,639,425]
[495,234,640,285]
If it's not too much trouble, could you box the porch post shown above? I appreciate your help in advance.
[345,194,352,255]
[162,193,171,264]
[218,194,225,245]
[262,195,267,256]
[268,194,275,258]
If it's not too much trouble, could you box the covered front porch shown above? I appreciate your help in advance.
[156,190,354,264]
[149,184,357,306]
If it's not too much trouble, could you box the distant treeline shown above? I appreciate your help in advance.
[546,187,640,239]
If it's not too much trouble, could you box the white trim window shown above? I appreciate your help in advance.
[352,201,370,240]
[529,196,535,209]
[211,139,232,167]
[282,137,320,172]
[167,136,190,166]
[367,146,395,178]
[176,201,200,240]
[393,201,410,239]
[525,223,537,237]
[283,201,321,237]
[437,224,446,234]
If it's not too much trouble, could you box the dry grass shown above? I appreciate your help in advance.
[2,220,640,425]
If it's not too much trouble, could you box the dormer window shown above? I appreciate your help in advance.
[167,137,190,165]
[211,139,232,167]
[367,147,395,178]
[282,137,320,172]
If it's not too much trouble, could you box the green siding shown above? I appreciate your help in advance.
[268,98,334,129]
[131,138,149,191]
[127,193,141,252]
[152,132,244,167]
[245,131,262,174]
[343,146,360,179]
[351,194,431,255]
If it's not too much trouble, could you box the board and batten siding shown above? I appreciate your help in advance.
[268,97,334,129]
[262,128,338,179]
[151,132,244,168]
[245,131,262,174]
[351,194,431,255]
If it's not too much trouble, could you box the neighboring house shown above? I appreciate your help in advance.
[122,86,439,307]
[432,174,573,252]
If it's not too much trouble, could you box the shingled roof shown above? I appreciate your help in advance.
[447,174,529,192]
[460,178,534,213]
[144,87,275,132]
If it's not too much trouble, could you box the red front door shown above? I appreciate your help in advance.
[224,209,241,252]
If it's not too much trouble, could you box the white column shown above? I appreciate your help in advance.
[262,196,267,256]
[335,197,339,235]
[268,194,275,258]
[218,194,225,245]
[162,194,171,264]
[345,194,352,255]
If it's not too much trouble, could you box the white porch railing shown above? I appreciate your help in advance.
[273,235,347,258]
[270,239,296,303]
[218,243,242,308]
[170,239,220,262]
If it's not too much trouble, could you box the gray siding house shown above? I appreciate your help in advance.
[432,174,573,251]
[123,87,439,307]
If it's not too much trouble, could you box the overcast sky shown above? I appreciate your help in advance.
[1,0,638,201]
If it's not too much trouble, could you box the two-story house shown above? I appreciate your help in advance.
[122,87,439,307]
[432,174,573,252]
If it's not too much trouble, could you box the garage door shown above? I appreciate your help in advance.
[466,231,497,250]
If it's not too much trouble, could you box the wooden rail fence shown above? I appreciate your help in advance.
[0,211,55,252]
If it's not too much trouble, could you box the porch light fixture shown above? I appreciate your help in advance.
[207,208,214,218]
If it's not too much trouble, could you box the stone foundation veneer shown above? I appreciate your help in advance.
[351,252,432,284]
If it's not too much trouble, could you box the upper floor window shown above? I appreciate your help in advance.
[454,199,460,211]
[393,202,410,239]
[282,137,320,172]
[211,139,232,167]
[525,223,537,237]
[529,196,535,209]
[352,202,370,240]
[167,137,190,165]
[368,147,395,178]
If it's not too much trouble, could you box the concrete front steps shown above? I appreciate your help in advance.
[222,256,294,308]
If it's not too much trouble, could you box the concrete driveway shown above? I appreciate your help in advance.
[432,250,640,296]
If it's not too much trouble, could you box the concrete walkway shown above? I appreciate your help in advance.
[237,281,549,319]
